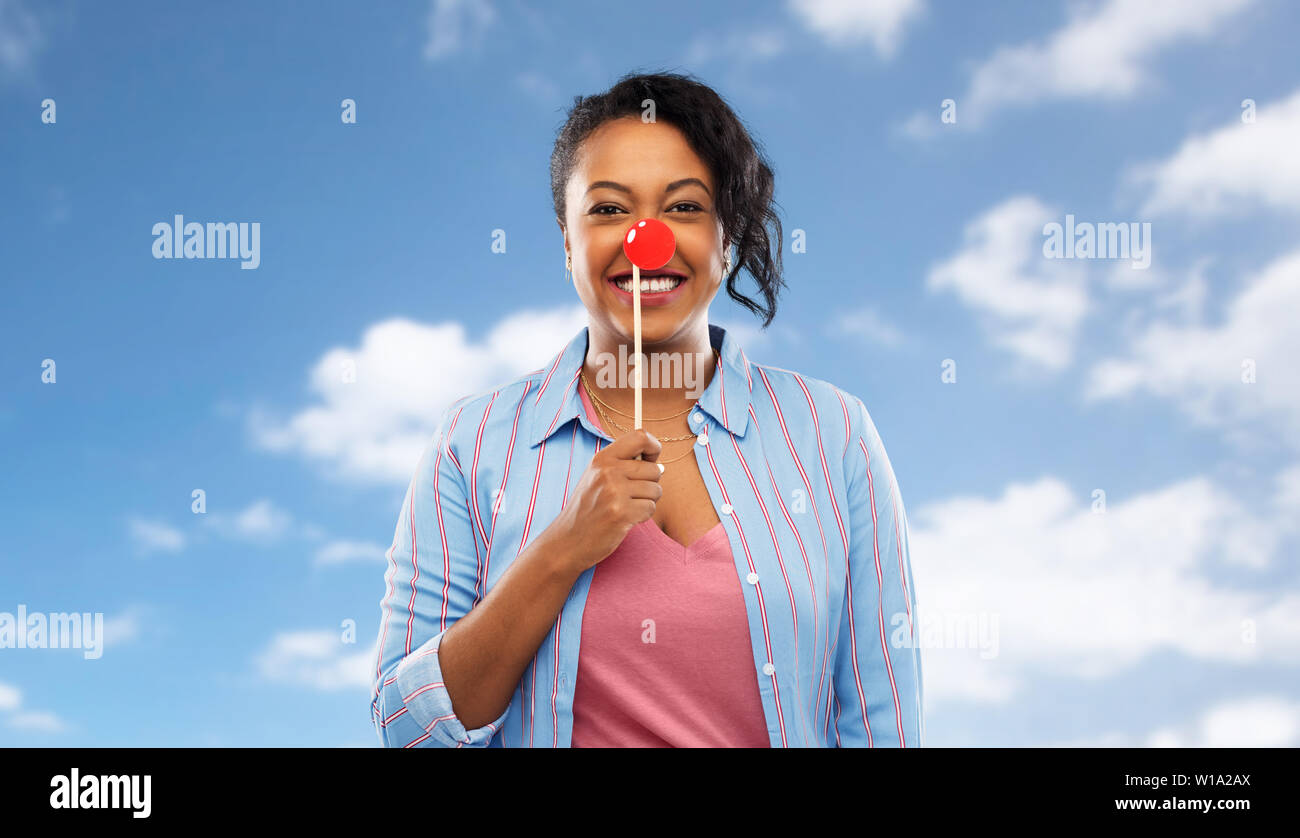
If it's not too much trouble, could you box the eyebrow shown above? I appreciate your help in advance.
[585,178,711,197]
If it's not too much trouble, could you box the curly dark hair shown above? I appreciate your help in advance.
[550,70,785,327]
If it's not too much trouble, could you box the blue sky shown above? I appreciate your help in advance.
[2,0,1298,746]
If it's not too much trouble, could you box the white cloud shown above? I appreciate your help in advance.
[1063,695,1300,746]
[1275,463,1300,513]
[314,540,387,566]
[8,710,67,733]
[250,305,588,485]
[299,522,326,541]
[1104,259,1171,295]
[1085,249,1300,450]
[424,0,496,61]
[1186,696,1300,746]
[895,108,944,141]
[202,498,295,543]
[684,27,788,66]
[514,70,559,102]
[232,499,293,540]
[0,0,42,76]
[102,607,144,649]
[787,0,924,59]
[1151,272,1209,322]
[834,304,905,348]
[256,630,372,691]
[127,518,185,555]
[715,316,778,359]
[1133,88,1300,217]
[926,195,1089,372]
[0,681,67,734]
[0,682,19,712]
[911,467,1300,707]
[932,0,1253,128]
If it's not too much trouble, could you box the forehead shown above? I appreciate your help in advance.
[570,117,712,191]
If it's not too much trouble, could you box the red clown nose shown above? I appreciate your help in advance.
[622,218,676,270]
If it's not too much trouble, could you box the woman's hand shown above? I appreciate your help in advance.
[545,429,663,575]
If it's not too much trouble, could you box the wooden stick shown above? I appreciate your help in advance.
[633,264,643,429]
[632,263,642,462]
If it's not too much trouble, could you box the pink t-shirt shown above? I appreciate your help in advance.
[569,382,771,747]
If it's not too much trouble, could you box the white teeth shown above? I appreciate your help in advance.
[614,276,682,293]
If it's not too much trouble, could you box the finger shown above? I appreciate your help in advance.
[635,429,662,462]
[626,479,663,501]
[624,460,663,483]
[609,428,662,461]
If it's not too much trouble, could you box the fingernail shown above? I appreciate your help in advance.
[657,463,665,474]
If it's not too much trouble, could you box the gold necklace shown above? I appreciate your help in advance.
[591,402,698,441]
[656,441,700,464]
[580,372,695,420]
[585,381,707,465]
[579,347,719,420]
[585,385,698,442]
[579,371,701,440]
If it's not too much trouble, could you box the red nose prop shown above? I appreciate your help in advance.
[622,218,676,270]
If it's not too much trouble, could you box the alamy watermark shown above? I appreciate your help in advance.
[891,608,999,659]
[152,214,260,269]
[50,769,151,818]
[1043,214,1151,269]
[0,605,103,660]
[589,348,714,398]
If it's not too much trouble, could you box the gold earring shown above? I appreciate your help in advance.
[565,253,572,282]
[723,251,732,275]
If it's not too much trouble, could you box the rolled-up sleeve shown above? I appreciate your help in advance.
[831,395,923,747]
[370,403,510,748]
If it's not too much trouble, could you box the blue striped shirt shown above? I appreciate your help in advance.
[370,322,923,747]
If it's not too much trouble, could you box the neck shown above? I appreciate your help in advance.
[583,319,716,416]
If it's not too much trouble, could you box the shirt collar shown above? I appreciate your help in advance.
[528,322,754,448]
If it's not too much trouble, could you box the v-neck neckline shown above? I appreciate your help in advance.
[638,517,726,554]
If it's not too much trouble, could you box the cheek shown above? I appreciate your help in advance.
[673,229,721,267]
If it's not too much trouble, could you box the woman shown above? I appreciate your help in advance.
[370,71,922,748]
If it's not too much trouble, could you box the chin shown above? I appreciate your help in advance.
[627,315,693,346]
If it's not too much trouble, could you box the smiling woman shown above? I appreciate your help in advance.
[370,71,922,748]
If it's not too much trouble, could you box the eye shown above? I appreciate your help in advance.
[591,202,704,215]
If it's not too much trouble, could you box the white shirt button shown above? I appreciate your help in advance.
[746,572,759,585]
[696,433,709,446]
[762,662,775,676]
[691,411,703,424]
[720,503,733,515]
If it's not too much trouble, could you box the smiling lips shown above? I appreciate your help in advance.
[606,269,687,295]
